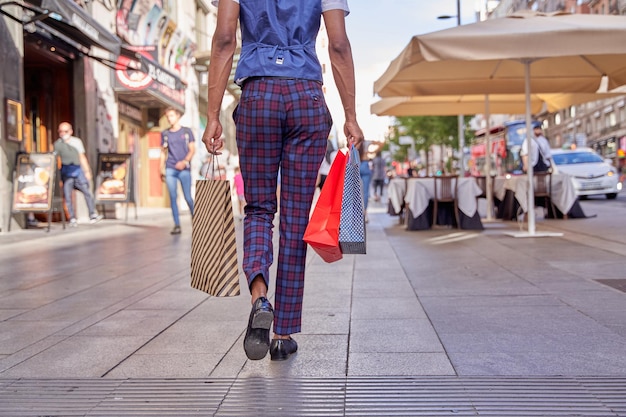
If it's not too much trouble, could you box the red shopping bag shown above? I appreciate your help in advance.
[303,149,347,263]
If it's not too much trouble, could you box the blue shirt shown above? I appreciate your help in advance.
[161,127,194,170]
[212,0,349,85]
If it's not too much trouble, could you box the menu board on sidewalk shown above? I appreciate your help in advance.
[12,153,57,212]
[95,153,132,202]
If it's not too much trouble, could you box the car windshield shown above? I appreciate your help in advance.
[552,151,604,165]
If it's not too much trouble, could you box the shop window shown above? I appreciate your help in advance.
[195,0,215,51]
[609,112,617,127]
[607,139,617,157]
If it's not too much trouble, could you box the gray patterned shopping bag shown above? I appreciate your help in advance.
[339,145,367,254]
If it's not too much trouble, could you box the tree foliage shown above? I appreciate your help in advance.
[386,115,468,175]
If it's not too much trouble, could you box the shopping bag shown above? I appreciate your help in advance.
[339,145,367,254]
[190,169,240,296]
[303,149,348,263]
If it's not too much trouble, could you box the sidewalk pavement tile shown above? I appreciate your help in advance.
[348,352,455,376]
[105,353,225,378]
[0,335,150,378]
[349,319,443,353]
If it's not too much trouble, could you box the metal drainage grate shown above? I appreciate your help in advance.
[0,377,625,416]
[595,279,626,293]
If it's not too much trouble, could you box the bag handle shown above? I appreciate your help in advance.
[204,153,226,180]
[346,143,361,165]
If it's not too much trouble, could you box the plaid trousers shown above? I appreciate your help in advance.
[234,78,332,335]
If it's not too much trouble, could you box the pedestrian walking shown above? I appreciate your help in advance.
[53,122,102,227]
[371,151,386,202]
[317,140,336,191]
[359,145,372,223]
[233,166,245,218]
[160,107,196,235]
[202,0,364,361]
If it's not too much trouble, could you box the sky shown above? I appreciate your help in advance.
[344,0,481,142]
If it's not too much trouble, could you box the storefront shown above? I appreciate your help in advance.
[114,44,187,207]
[0,0,120,230]
[590,134,626,172]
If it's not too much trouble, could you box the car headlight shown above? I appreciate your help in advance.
[607,171,615,177]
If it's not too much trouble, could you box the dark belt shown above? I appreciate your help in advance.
[246,76,297,81]
[244,76,322,85]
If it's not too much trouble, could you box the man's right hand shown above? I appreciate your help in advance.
[202,119,224,155]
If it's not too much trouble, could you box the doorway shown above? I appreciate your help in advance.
[23,38,74,153]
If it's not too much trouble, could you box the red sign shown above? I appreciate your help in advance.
[115,46,185,108]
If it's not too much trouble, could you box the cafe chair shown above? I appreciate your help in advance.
[433,175,460,228]
[533,171,556,218]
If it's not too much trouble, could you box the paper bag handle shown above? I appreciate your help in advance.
[204,153,226,180]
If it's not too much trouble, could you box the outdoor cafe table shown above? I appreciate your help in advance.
[493,173,588,220]
[388,177,484,230]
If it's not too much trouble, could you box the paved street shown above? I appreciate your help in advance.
[1,196,625,415]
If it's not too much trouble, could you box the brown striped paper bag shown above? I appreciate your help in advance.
[190,178,240,297]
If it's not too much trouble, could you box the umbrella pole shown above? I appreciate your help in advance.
[507,60,562,238]
[524,59,537,235]
[484,95,494,221]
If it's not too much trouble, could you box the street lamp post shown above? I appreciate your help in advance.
[438,1,465,177]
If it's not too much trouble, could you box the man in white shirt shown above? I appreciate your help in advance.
[521,125,552,173]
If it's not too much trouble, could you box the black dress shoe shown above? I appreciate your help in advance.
[270,337,298,361]
[243,297,274,360]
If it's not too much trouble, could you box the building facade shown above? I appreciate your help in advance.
[0,0,343,232]
[0,0,244,231]
[491,0,625,14]
[1,0,122,230]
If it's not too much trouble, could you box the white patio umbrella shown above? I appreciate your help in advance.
[373,10,626,236]
[370,93,622,117]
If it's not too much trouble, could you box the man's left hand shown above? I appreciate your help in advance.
[344,120,364,148]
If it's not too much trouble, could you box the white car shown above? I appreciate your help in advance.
[551,147,621,199]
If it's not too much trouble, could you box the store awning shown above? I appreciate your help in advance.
[1,0,121,55]
[114,45,186,112]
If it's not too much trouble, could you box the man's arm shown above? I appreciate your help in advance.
[79,152,92,180]
[184,141,196,165]
[201,0,239,155]
[174,141,197,171]
[160,134,167,181]
[541,137,552,160]
[520,139,529,172]
[322,9,363,148]
[521,155,529,172]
